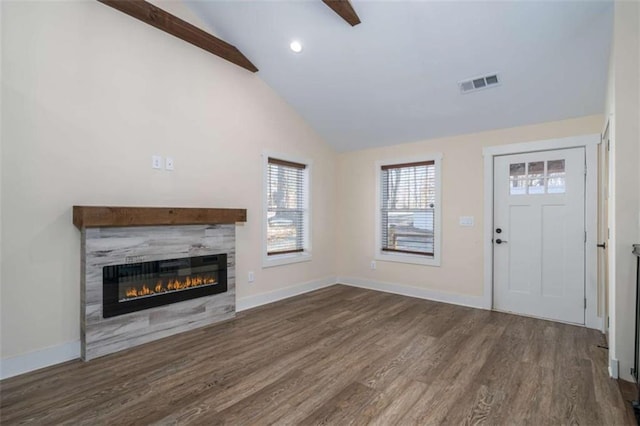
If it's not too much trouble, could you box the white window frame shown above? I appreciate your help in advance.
[262,151,312,268]
[375,153,442,267]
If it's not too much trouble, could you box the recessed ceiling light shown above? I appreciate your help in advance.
[289,40,303,53]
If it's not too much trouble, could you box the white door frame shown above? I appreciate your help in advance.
[599,120,610,335]
[482,134,602,330]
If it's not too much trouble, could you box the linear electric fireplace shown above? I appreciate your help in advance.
[103,253,227,318]
[76,207,244,360]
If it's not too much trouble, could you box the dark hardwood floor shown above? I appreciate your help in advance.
[0,285,634,425]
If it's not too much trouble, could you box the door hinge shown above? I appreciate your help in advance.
[584,231,587,243]
[607,139,610,151]
[584,298,587,309]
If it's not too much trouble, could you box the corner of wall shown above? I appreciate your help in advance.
[611,0,640,383]
[0,0,4,369]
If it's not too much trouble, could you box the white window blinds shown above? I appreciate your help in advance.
[381,161,435,256]
[267,158,306,255]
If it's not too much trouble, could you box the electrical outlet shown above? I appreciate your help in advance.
[248,271,255,283]
[152,155,162,169]
[370,260,376,270]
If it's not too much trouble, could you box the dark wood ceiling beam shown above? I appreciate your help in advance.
[97,0,258,72]
[322,0,361,26]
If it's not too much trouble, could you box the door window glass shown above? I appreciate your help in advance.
[509,159,566,195]
[509,163,526,195]
[547,160,566,193]
[527,162,545,194]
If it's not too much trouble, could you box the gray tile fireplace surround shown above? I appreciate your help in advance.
[80,224,236,361]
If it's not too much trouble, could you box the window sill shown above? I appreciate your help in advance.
[375,251,440,267]
[263,251,312,268]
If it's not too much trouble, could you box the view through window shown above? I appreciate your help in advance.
[380,161,436,256]
[266,157,307,256]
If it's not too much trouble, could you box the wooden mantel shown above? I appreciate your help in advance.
[73,206,247,229]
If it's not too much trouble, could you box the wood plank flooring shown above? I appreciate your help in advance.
[0,285,635,425]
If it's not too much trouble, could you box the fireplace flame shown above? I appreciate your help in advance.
[123,275,216,299]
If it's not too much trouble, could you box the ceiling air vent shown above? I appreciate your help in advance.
[459,73,500,94]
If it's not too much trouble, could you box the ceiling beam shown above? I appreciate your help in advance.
[322,0,361,26]
[97,0,258,72]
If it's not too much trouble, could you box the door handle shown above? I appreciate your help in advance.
[495,239,507,244]
[597,242,606,249]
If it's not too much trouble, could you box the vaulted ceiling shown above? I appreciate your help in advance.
[186,0,613,152]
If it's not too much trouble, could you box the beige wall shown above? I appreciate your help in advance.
[336,115,603,299]
[605,0,640,382]
[0,0,619,375]
[0,1,337,359]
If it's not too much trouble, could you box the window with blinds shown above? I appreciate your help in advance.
[380,160,436,256]
[266,157,307,256]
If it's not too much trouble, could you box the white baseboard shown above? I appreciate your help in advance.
[236,276,337,312]
[1,276,486,380]
[609,357,619,379]
[587,315,604,333]
[338,276,487,310]
[1,340,80,380]
[1,278,337,380]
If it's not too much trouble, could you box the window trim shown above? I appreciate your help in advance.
[375,153,442,267]
[262,151,312,268]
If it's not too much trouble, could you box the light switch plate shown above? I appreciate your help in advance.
[152,155,162,169]
[165,157,174,171]
[459,216,474,227]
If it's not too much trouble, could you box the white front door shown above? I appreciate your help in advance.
[493,147,586,324]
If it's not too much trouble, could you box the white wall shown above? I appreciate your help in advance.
[336,115,603,302]
[603,25,616,368]
[605,0,640,382]
[0,0,337,362]
[0,0,3,361]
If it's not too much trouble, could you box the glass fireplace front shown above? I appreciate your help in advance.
[102,254,227,318]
